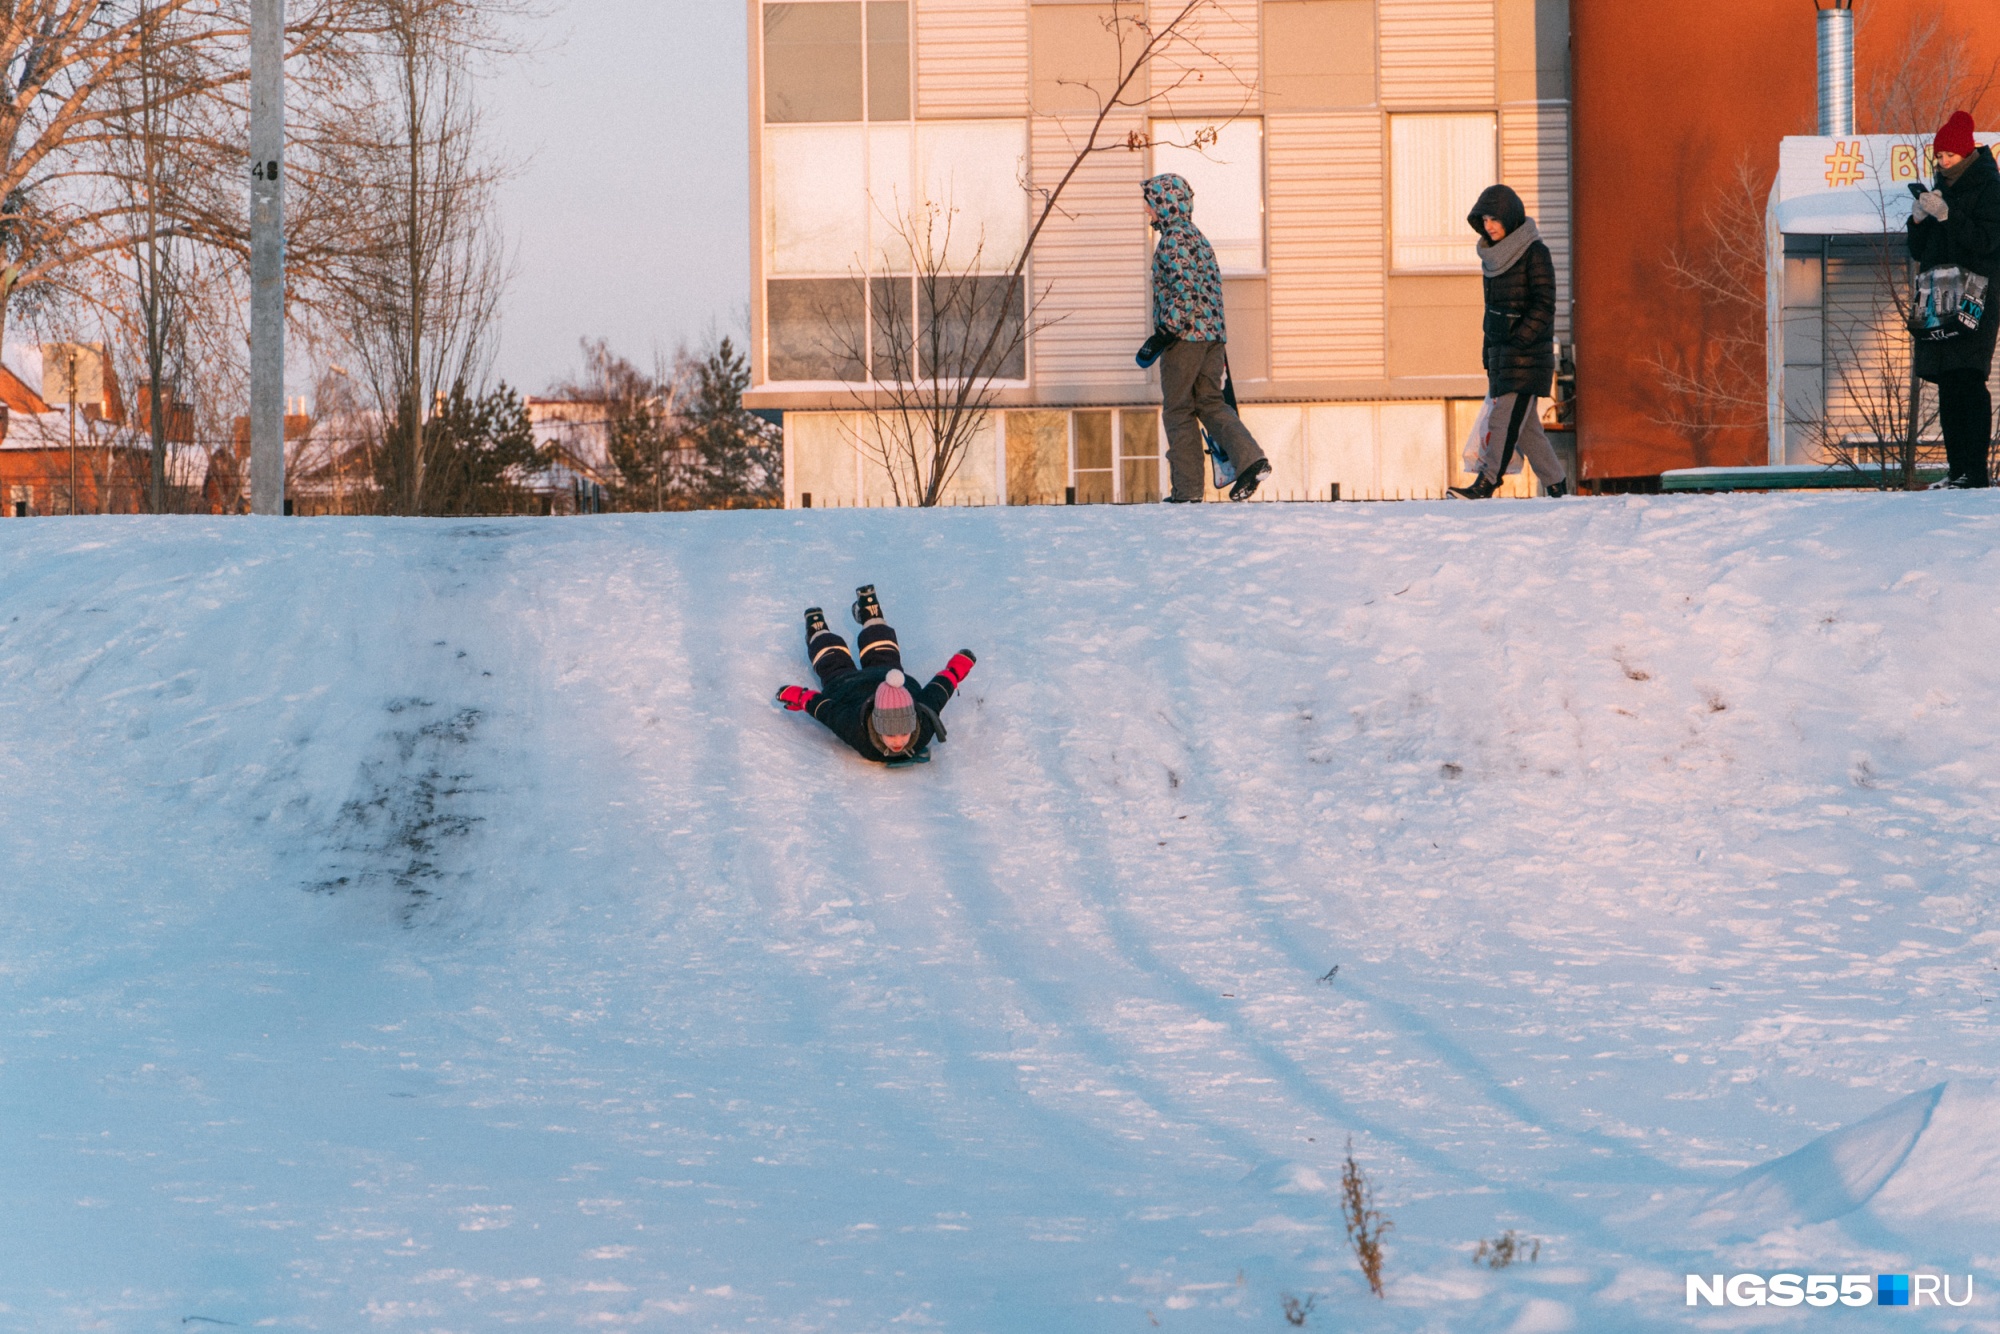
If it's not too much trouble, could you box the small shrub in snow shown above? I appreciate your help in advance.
[1473,1230,1541,1269]
[1280,1291,1318,1325]
[1340,1139,1391,1297]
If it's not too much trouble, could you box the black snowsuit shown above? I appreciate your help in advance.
[805,621,961,763]
[1908,146,2000,486]
[1469,184,1558,399]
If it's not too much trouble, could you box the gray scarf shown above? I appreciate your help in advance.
[1478,217,1540,277]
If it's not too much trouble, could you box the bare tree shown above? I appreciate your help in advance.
[550,338,688,513]
[821,0,1253,506]
[1859,11,1996,141]
[553,335,781,512]
[1648,10,1997,485]
[839,203,1035,506]
[61,0,380,517]
[1808,231,1939,488]
[96,0,244,513]
[0,3,476,517]
[0,2,380,349]
[329,0,518,515]
[285,364,375,514]
[1646,157,1770,459]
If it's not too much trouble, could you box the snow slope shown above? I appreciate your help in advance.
[1,495,1997,1332]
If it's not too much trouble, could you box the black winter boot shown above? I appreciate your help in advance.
[1228,459,1271,502]
[804,607,828,638]
[1546,480,1569,499]
[1448,476,1498,500]
[851,584,883,626]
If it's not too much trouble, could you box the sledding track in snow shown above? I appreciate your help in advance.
[1,498,1998,1331]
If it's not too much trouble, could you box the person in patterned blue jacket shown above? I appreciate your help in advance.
[1140,173,1270,503]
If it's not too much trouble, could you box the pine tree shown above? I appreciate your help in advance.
[373,382,538,515]
[684,337,781,506]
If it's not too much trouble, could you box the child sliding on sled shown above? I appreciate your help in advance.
[774,585,976,765]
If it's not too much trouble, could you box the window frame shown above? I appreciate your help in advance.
[1148,118,1268,277]
[761,115,1032,389]
[1062,407,1162,504]
[1387,111,1499,276]
[759,0,911,128]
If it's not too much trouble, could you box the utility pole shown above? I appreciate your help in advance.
[249,0,286,515]
[65,354,77,515]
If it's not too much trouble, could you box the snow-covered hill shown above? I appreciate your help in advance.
[1,496,1997,1331]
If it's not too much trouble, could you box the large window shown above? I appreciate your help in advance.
[1150,119,1265,273]
[764,120,1029,383]
[762,2,1028,384]
[763,2,908,124]
[767,278,868,383]
[1068,409,1159,504]
[1118,409,1161,503]
[1389,113,1496,273]
[1073,410,1114,503]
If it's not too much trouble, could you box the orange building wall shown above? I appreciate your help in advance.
[0,447,154,516]
[1572,0,2000,480]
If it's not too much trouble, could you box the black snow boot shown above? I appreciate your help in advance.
[804,606,829,638]
[1448,475,1498,500]
[1546,480,1569,499]
[851,584,883,626]
[1228,459,1271,502]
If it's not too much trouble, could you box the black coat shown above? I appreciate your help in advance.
[1469,185,1558,398]
[1908,145,2000,380]
[808,664,958,763]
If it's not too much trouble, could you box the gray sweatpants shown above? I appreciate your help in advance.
[1161,339,1266,501]
[1473,392,1567,488]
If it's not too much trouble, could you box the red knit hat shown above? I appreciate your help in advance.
[1935,110,1977,159]
[872,670,916,740]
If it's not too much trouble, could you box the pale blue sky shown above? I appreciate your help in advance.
[485,1,752,393]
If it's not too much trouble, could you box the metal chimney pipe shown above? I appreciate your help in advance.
[1817,0,1855,136]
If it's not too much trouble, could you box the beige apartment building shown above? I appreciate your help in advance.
[744,0,1571,504]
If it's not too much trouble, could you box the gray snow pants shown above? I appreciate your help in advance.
[1161,339,1266,501]
[1473,392,1567,489]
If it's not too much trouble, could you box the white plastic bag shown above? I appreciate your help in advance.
[1460,396,1523,477]
[1461,397,1494,475]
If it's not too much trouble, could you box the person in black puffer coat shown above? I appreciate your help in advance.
[1449,183,1569,500]
[775,585,975,765]
[1908,111,2000,489]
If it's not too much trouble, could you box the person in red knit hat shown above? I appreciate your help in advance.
[775,584,976,765]
[1909,110,2000,488]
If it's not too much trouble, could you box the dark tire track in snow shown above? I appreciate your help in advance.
[1147,512,1718,1196]
[303,527,529,923]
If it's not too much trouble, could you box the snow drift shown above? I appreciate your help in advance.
[2,495,1999,1331]
[1705,1080,2000,1243]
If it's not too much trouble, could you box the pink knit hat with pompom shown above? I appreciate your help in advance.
[872,670,917,739]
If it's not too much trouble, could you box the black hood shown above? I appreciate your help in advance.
[1468,184,1527,236]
